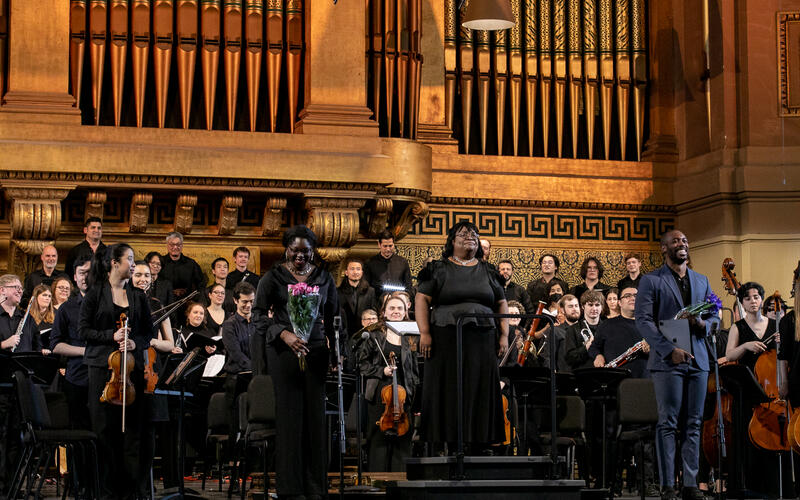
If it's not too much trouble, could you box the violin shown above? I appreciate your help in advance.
[100,313,136,432]
[143,347,158,394]
[748,291,790,451]
[517,301,546,366]
[721,258,745,321]
[378,352,409,437]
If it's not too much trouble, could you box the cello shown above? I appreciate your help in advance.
[748,291,790,452]
[378,352,409,437]
[100,313,136,432]
[721,258,746,321]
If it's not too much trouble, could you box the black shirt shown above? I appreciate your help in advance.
[526,276,570,307]
[363,253,413,296]
[589,316,648,378]
[65,240,106,281]
[564,320,601,371]
[504,281,534,316]
[616,274,642,292]
[0,305,41,352]
[160,253,206,299]
[22,268,70,308]
[337,279,377,336]
[669,268,692,309]
[779,313,800,407]
[221,313,254,374]
[226,269,261,290]
[570,281,611,301]
[51,295,86,386]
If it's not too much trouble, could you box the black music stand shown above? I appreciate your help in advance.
[573,367,630,489]
[717,363,769,498]
[158,351,208,500]
[0,352,59,387]
[499,366,549,453]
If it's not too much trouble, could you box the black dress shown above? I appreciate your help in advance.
[733,317,792,498]
[417,259,506,445]
[253,263,338,498]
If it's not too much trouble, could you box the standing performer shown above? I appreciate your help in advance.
[79,243,157,499]
[416,221,508,451]
[727,282,793,498]
[635,230,711,500]
[357,295,419,471]
[253,226,338,499]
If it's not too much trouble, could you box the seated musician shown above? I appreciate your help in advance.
[725,281,791,498]
[503,300,525,367]
[177,301,219,356]
[357,295,419,472]
[589,287,649,377]
[0,274,42,353]
[361,308,379,328]
[29,284,54,353]
[540,294,580,372]
[564,291,604,371]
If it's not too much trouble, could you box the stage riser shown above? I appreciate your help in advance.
[405,456,566,481]
[387,481,583,500]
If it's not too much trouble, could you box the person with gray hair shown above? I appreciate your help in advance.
[22,244,69,308]
[160,231,205,305]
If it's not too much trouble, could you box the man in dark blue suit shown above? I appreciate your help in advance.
[635,230,711,500]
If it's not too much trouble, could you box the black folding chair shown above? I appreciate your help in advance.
[229,375,276,500]
[615,377,659,500]
[201,392,231,492]
[9,370,100,500]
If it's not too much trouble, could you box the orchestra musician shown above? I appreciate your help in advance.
[635,230,711,500]
[725,281,792,498]
[79,243,157,499]
[416,221,508,452]
[357,295,419,471]
[253,225,338,499]
[564,290,604,371]
[779,262,800,490]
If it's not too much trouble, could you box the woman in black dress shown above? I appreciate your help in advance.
[416,221,508,450]
[725,281,791,498]
[253,225,338,499]
[205,283,231,335]
[358,295,419,471]
[79,243,157,499]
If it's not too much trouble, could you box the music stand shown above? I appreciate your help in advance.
[157,350,208,500]
[499,366,550,453]
[573,367,630,489]
[0,352,59,388]
[717,363,769,498]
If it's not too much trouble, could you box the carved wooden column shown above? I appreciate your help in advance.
[85,191,107,221]
[174,194,198,234]
[392,200,429,240]
[305,197,365,264]
[294,0,378,136]
[0,1,80,122]
[218,195,242,235]
[1,181,76,276]
[262,197,287,237]
[129,192,153,233]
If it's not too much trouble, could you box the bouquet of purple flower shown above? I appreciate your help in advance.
[287,282,321,370]
[673,291,723,320]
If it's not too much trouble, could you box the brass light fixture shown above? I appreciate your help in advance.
[461,0,514,31]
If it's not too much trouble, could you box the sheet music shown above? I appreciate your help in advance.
[203,354,225,377]
[385,321,420,335]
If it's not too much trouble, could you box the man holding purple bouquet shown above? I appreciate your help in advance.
[635,230,717,500]
[254,225,339,500]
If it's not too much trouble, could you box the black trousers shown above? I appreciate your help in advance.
[268,342,329,497]
[0,393,21,495]
[88,366,154,497]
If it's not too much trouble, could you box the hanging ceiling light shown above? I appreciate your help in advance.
[461,0,514,31]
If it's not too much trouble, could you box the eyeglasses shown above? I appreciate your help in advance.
[56,286,72,292]
[3,285,22,291]
[167,242,183,248]
[620,293,637,300]
[211,290,226,296]
[149,261,162,267]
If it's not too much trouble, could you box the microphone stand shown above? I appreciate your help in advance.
[707,321,726,500]
[333,317,346,500]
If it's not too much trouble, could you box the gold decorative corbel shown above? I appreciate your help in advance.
[305,197,365,265]
[85,191,107,221]
[129,192,153,233]
[392,200,429,240]
[262,197,287,237]
[174,194,198,234]
[367,197,394,238]
[218,195,243,235]
[1,181,76,276]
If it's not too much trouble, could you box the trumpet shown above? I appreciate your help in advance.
[579,320,594,345]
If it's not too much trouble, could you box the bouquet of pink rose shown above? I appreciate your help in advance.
[287,282,321,370]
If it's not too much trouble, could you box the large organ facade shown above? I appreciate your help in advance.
[0,0,798,305]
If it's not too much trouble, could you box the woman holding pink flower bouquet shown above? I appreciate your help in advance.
[253,225,339,500]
